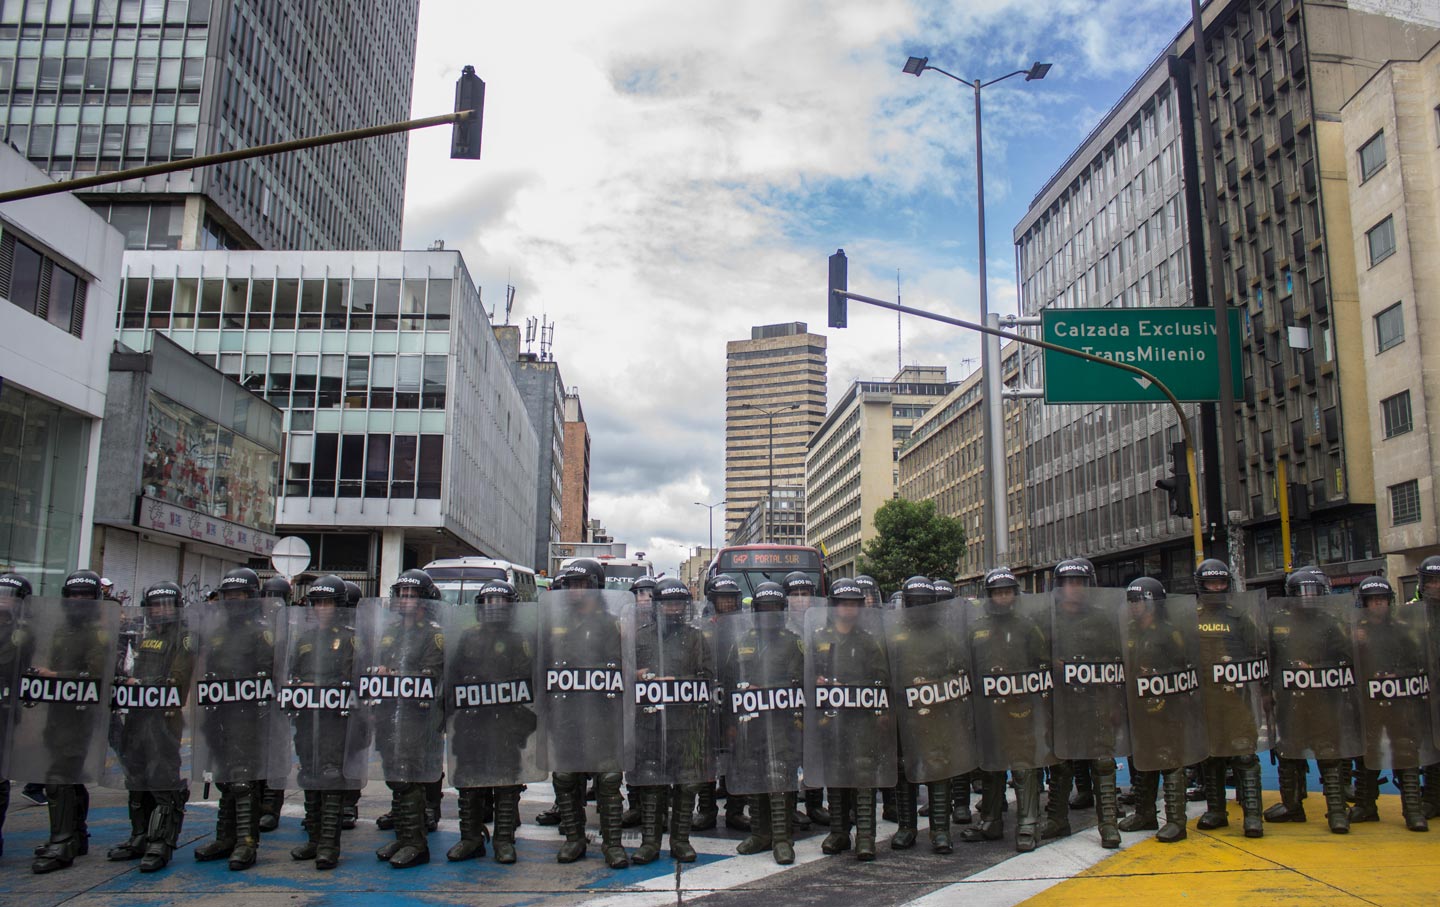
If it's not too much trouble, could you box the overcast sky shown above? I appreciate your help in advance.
[399,0,1192,576]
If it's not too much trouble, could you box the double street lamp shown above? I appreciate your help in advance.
[742,401,799,543]
[901,55,1050,568]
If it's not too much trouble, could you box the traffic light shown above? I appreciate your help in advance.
[1155,441,1192,518]
[828,248,848,329]
[450,65,485,160]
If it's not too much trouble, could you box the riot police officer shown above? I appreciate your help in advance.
[695,573,748,832]
[1264,565,1330,825]
[257,575,293,834]
[933,579,955,601]
[1418,555,1440,819]
[620,575,659,829]
[107,581,194,872]
[340,579,364,831]
[446,580,536,864]
[782,570,828,827]
[855,575,883,609]
[0,572,35,856]
[285,575,357,870]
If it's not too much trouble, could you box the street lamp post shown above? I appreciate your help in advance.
[902,56,1050,568]
[694,499,725,556]
[742,402,800,543]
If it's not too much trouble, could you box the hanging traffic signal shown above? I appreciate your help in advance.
[450,66,485,160]
[1156,441,1192,518]
[828,249,848,328]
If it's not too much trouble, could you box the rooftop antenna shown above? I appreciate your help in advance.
[524,316,537,355]
[503,282,516,326]
[540,316,555,361]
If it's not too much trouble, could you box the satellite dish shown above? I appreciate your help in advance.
[270,536,312,580]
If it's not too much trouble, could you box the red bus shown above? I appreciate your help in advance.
[706,544,828,601]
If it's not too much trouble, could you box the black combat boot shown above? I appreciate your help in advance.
[1014,770,1042,853]
[1347,769,1380,823]
[1117,771,1159,832]
[883,785,898,822]
[341,789,359,830]
[928,780,953,853]
[554,774,587,863]
[1041,763,1073,839]
[375,787,399,831]
[1197,758,1229,829]
[194,784,237,861]
[492,786,522,864]
[1155,769,1187,843]
[854,788,877,861]
[1423,763,1440,820]
[1397,768,1429,832]
[631,787,663,865]
[1264,757,1306,822]
[1094,759,1121,848]
[805,788,830,825]
[386,786,430,868]
[228,783,261,870]
[1236,754,1263,837]
[33,785,88,874]
[477,787,494,824]
[889,781,916,849]
[952,773,972,824]
[670,784,699,863]
[694,781,719,831]
[314,791,343,870]
[446,788,489,861]
[1069,760,1094,810]
[959,771,1005,842]
[725,792,751,831]
[735,793,773,855]
[598,775,630,869]
[1319,761,1348,834]
[108,792,150,860]
[424,780,442,833]
[771,792,796,865]
[258,783,283,833]
[823,787,853,854]
[291,790,321,860]
[621,784,642,828]
[139,790,185,872]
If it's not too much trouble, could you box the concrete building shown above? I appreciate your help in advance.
[94,332,282,601]
[730,485,806,548]
[0,143,124,594]
[115,248,538,589]
[897,344,1027,591]
[724,322,826,543]
[494,324,567,571]
[1338,38,1440,592]
[559,389,590,544]
[679,545,716,597]
[806,366,957,578]
[0,0,419,252]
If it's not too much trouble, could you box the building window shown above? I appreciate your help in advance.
[1366,216,1396,266]
[0,232,87,338]
[1389,479,1421,526]
[1374,302,1404,353]
[1380,391,1412,439]
[1357,131,1386,181]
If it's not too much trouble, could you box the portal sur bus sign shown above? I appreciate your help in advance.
[1040,307,1243,404]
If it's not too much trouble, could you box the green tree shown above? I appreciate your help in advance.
[856,498,967,594]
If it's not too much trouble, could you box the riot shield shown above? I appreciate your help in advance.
[8,597,119,785]
[276,604,367,790]
[802,605,896,789]
[1265,594,1364,761]
[536,589,635,774]
[1050,588,1130,761]
[1121,593,1207,772]
[884,601,977,783]
[1354,601,1438,771]
[103,604,195,791]
[354,597,447,784]
[1195,590,1273,757]
[191,598,288,784]
[445,599,544,789]
[968,594,1055,772]
[0,592,30,780]
[631,600,717,786]
[718,610,805,795]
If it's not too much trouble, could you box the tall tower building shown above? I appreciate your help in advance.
[0,0,419,252]
[724,323,826,544]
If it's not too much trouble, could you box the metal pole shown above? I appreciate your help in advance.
[766,411,775,544]
[973,81,1009,568]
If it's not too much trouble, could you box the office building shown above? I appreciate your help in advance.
[730,485,806,548]
[494,323,567,571]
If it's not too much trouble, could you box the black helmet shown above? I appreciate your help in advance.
[62,569,104,599]
[1126,576,1166,602]
[1054,558,1096,587]
[1284,566,1331,598]
[630,576,659,598]
[1194,558,1232,593]
[751,581,786,613]
[261,575,292,603]
[219,567,262,598]
[1354,575,1394,608]
[933,578,955,599]
[0,572,32,599]
[390,568,435,599]
[476,579,518,623]
[478,580,519,603]
[653,577,691,602]
[556,558,604,590]
[888,591,905,608]
[142,581,183,607]
[343,580,363,607]
[1417,556,1440,600]
[707,573,740,598]
[307,574,348,605]
[984,567,1019,594]
[829,577,865,603]
[854,575,880,604]
[901,575,937,607]
[782,571,816,596]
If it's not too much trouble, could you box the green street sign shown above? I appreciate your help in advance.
[1040,307,1243,404]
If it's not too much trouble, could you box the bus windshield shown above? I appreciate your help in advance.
[723,568,823,600]
[429,566,507,606]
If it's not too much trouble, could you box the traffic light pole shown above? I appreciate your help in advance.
[830,280,1206,568]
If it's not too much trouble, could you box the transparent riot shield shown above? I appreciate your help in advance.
[103,604,195,791]
[1266,594,1363,761]
[1050,588,1130,761]
[802,605,896,789]
[884,601,976,783]
[1355,600,1438,771]
[0,592,31,780]
[8,597,119,785]
[718,610,805,795]
[631,600,717,786]
[536,589,635,774]
[445,599,544,789]
[191,598,287,784]
[967,594,1055,772]
[276,604,367,790]
[1121,593,1207,772]
[1195,589,1273,757]
[354,597,447,784]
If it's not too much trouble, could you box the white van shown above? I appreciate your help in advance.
[423,557,539,604]
[560,555,655,592]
